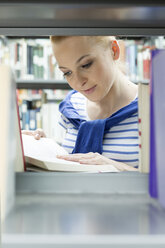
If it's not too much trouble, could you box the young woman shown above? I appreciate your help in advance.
[22,36,138,171]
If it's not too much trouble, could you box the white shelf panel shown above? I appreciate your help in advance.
[16,171,148,194]
[2,193,165,247]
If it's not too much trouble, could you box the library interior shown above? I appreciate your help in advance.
[1,1,165,247]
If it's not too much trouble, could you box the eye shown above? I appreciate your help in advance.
[82,61,93,69]
[63,71,72,78]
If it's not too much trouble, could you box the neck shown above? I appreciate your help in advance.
[87,70,138,120]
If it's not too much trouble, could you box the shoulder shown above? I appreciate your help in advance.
[59,90,87,121]
[70,91,86,102]
[70,91,86,110]
[63,90,86,104]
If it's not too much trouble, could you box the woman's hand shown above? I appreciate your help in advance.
[21,128,46,140]
[57,152,138,172]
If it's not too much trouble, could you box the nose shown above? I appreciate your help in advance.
[75,71,87,88]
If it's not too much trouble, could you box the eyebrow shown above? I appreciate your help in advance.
[59,54,90,69]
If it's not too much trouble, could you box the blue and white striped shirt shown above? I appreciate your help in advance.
[59,92,139,167]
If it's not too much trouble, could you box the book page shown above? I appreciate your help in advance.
[22,134,68,162]
[22,134,119,172]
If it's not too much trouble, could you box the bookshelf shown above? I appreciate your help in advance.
[1,36,161,86]
[0,36,72,135]
[1,1,165,247]
[16,79,71,90]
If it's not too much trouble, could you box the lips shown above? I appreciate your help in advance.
[84,85,97,95]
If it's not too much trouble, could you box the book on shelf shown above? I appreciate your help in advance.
[22,134,119,173]
[2,37,165,82]
[138,81,150,173]
[41,102,63,143]
[0,65,16,224]
[15,92,26,173]
[149,51,158,199]
[17,88,69,144]
[149,49,165,208]
[7,38,64,80]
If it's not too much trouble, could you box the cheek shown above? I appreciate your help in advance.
[92,63,106,80]
[95,63,113,87]
[66,78,78,91]
[66,79,75,89]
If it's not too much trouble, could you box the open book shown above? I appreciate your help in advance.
[22,134,119,173]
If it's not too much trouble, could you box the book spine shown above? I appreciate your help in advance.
[29,109,37,130]
[138,82,150,173]
[138,82,142,172]
[150,49,165,208]
[149,50,158,199]
[16,91,26,172]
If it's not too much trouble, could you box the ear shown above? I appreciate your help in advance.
[111,40,120,60]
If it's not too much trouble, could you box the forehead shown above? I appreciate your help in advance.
[54,36,95,50]
[52,36,101,64]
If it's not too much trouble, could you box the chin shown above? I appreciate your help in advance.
[85,94,101,102]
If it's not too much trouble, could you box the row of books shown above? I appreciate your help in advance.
[19,100,64,144]
[119,37,165,83]
[1,38,64,80]
[0,37,10,65]
[17,89,70,144]
[1,36,165,82]
[17,88,69,103]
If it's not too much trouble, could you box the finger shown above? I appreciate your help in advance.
[112,163,138,172]
[56,155,82,162]
[36,128,46,137]
[34,133,41,140]
[124,166,138,172]
[33,132,42,140]
[63,152,96,159]
[21,130,34,136]
[79,159,98,165]
[79,158,104,165]
[34,129,46,139]
[56,153,97,162]
[58,153,89,157]
[120,164,138,171]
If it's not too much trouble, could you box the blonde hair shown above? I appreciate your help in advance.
[50,36,115,48]
[50,36,68,43]
[50,36,126,74]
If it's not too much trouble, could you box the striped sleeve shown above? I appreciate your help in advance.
[58,114,69,130]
